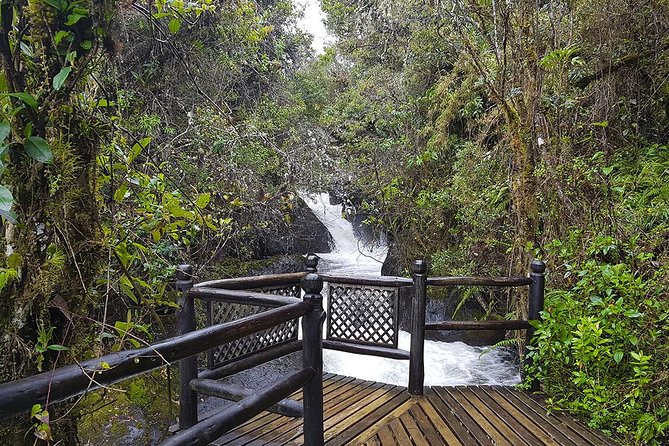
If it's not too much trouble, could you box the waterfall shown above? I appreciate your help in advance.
[301,191,521,386]
[300,192,387,274]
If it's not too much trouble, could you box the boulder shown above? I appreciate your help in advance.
[259,196,334,256]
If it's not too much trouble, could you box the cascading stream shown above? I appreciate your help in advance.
[301,192,521,386]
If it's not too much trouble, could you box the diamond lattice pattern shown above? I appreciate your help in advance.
[209,284,300,367]
[327,284,398,347]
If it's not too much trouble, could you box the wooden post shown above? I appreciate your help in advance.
[524,259,546,392]
[301,271,325,445]
[409,259,427,396]
[306,252,319,274]
[176,264,198,429]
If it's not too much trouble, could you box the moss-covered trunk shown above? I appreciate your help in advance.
[0,1,117,442]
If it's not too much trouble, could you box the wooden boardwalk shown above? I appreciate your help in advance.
[211,373,617,446]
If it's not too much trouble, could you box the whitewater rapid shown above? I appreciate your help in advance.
[300,192,521,386]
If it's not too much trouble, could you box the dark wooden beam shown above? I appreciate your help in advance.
[189,379,303,418]
[323,340,410,360]
[426,276,533,287]
[409,260,427,396]
[196,272,305,290]
[525,260,546,392]
[189,287,303,307]
[425,320,531,331]
[301,272,325,446]
[321,273,412,287]
[198,340,303,381]
[177,265,198,429]
[160,368,313,446]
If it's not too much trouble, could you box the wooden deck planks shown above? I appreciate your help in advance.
[209,375,618,446]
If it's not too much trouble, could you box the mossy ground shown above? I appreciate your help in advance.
[77,368,177,446]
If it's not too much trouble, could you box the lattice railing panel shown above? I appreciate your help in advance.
[249,284,301,298]
[206,283,300,368]
[326,284,399,347]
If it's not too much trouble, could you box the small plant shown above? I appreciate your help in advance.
[34,325,70,372]
[30,404,52,442]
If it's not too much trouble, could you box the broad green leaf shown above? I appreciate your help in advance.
[65,13,85,26]
[1,92,38,109]
[31,404,42,418]
[0,268,17,291]
[47,344,70,351]
[168,18,182,34]
[0,185,12,212]
[19,42,33,57]
[24,136,53,163]
[613,351,623,364]
[53,66,72,91]
[0,120,9,141]
[195,192,211,209]
[114,183,129,202]
[54,30,70,46]
[66,51,77,64]
[80,40,92,50]
[128,137,151,163]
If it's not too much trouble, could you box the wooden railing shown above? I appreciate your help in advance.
[0,264,326,446]
[186,256,545,405]
[0,255,544,446]
[409,259,546,395]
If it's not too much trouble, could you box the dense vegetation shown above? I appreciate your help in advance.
[0,0,667,444]
[309,0,669,444]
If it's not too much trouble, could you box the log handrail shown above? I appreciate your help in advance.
[0,300,312,422]
[426,276,533,287]
[196,272,306,290]
[189,287,303,307]
[320,273,412,287]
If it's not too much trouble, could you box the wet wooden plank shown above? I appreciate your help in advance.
[387,418,412,445]
[478,387,574,446]
[213,374,354,446]
[212,377,618,446]
[244,378,383,446]
[431,387,493,445]
[274,381,393,446]
[418,394,464,446]
[398,408,430,446]
[410,400,457,446]
[375,425,397,446]
[494,387,616,446]
[458,386,542,446]
[320,386,405,444]
[335,395,414,445]
[348,398,416,444]
[446,386,520,446]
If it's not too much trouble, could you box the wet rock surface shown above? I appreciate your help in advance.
[260,197,334,256]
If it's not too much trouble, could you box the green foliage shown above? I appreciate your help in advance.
[526,235,668,444]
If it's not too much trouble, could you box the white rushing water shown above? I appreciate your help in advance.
[300,192,387,274]
[301,192,521,386]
